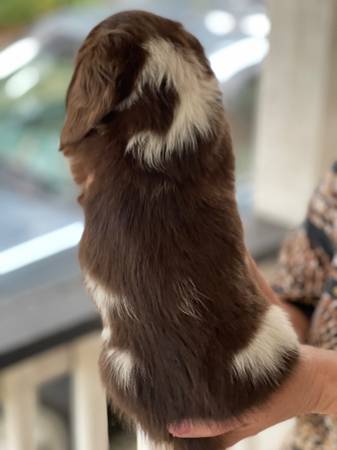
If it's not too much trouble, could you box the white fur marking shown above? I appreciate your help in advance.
[84,274,112,317]
[126,38,222,167]
[176,278,206,319]
[137,427,173,450]
[232,305,298,381]
[117,88,140,111]
[84,273,137,320]
[108,348,134,390]
[101,326,111,342]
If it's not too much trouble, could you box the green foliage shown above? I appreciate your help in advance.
[0,0,96,27]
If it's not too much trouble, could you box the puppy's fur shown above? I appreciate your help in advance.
[60,11,299,450]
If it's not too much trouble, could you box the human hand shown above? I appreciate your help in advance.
[169,346,337,447]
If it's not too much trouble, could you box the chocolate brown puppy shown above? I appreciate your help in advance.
[60,10,299,450]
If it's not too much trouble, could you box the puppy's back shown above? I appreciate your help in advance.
[60,10,299,450]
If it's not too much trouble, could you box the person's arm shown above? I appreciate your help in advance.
[247,254,310,342]
[169,345,337,447]
[282,301,310,343]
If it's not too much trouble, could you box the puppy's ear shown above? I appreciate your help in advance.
[60,30,144,149]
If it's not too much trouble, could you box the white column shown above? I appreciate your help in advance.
[2,369,37,450]
[254,0,337,226]
[72,334,109,450]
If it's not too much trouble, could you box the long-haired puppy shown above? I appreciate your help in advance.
[60,11,299,450]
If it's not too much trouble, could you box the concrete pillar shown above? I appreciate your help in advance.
[254,0,337,226]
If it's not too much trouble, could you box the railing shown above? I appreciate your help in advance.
[0,332,292,450]
[0,333,109,450]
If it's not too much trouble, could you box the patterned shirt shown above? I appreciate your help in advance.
[272,163,337,450]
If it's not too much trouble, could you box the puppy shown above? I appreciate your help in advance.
[60,11,299,450]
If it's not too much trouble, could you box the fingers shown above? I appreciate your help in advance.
[168,420,260,448]
[168,418,243,438]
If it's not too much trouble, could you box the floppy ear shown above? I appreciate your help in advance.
[60,31,144,149]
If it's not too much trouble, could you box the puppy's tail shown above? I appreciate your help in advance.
[173,436,226,450]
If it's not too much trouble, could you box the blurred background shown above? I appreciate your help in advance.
[0,0,336,449]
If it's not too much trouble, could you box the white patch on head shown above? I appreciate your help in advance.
[137,427,173,450]
[232,305,299,381]
[107,348,135,390]
[125,38,222,167]
[84,273,137,320]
